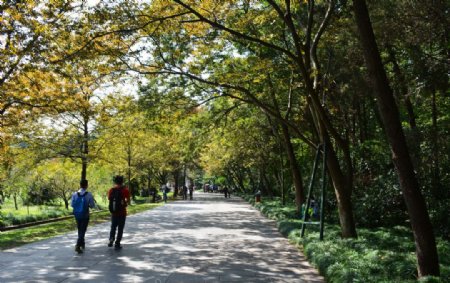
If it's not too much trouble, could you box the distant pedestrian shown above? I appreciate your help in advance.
[223,186,229,198]
[162,184,169,203]
[182,185,188,200]
[108,175,131,250]
[188,184,194,200]
[71,179,96,254]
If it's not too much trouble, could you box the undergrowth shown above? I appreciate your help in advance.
[241,195,449,283]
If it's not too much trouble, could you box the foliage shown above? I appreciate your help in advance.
[0,0,448,277]
[242,195,450,283]
[0,209,72,227]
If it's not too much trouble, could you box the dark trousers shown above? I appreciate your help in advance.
[76,218,89,247]
[109,215,126,244]
[189,191,193,200]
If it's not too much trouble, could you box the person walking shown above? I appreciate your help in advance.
[108,175,131,250]
[71,179,96,254]
[162,184,169,203]
[182,185,188,200]
[188,184,194,200]
[223,186,229,198]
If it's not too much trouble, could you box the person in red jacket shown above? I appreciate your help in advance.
[108,175,131,249]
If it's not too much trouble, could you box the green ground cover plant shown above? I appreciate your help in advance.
[0,208,73,227]
[241,195,449,283]
[0,202,162,250]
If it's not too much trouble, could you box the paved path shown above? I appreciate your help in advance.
[0,193,324,283]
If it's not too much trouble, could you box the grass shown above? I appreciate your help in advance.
[241,195,450,283]
[0,201,163,250]
[0,194,162,227]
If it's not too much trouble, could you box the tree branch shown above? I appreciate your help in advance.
[172,0,298,62]
[305,0,315,68]
[311,0,335,88]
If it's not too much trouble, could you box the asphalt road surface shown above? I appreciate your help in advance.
[0,192,324,283]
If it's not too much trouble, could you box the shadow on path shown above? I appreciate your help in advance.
[0,193,324,283]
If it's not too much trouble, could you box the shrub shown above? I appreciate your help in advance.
[25,215,37,223]
[0,205,74,228]
[241,195,450,283]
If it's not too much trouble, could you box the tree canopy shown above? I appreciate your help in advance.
[0,0,448,278]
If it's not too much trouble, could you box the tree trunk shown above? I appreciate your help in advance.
[147,170,152,196]
[183,164,187,186]
[126,141,135,200]
[324,132,357,238]
[353,0,440,276]
[64,198,69,210]
[13,193,18,210]
[388,47,417,130]
[307,100,357,238]
[81,160,87,181]
[173,169,180,198]
[281,124,305,211]
[277,151,286,206]
[81,116,89,181]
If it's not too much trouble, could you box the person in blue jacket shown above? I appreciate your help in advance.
[71,179,96,253]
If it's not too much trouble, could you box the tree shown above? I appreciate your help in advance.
[352,0,440,277]
[0,139,36,210]
[1,1,83,130]
[99,96,155,198]
[37,160,79,210]
[111,0,358,237]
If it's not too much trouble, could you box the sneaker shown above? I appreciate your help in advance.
[75,245,83,254]
[114,244,122,250]
[108,240,113,247]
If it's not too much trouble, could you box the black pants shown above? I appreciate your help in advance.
[76,217,89,247]
[109,215,126,244]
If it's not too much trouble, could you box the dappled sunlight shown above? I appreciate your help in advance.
[0,193,323,282]
[119,256,155,271]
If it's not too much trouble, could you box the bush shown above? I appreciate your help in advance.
[25,215,37,223]
[11,216,25,225]
[0,206,72,227]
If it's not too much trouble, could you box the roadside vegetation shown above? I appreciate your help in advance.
[241,195,449,283]
[0,200,162,250]
[1,1,448,280]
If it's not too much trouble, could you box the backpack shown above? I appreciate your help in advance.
[109,187,124,213]
[73,192,89,219]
